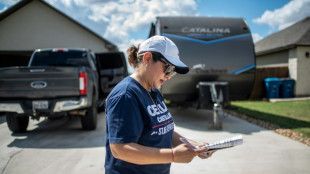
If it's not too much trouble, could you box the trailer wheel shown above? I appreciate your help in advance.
[81,95,97,130]
[6,113,29,133]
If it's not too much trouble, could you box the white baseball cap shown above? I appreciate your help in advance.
[138,35,189,74]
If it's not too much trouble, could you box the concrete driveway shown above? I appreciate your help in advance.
[169,107,310,174]
[0,107,309,174]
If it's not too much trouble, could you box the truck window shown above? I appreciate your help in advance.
[30,51,90,67]
[97,53,123,69]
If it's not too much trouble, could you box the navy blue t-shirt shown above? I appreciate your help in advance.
[105,76,174,174]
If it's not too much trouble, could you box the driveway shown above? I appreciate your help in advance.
[0,107,309,174]
[169,107,310,174]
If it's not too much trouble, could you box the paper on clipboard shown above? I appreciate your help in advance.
[180,135,243,152]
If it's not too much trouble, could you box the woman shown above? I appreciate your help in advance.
[105,36,214,174]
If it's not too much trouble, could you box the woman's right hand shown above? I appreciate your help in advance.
[173,144,207,163]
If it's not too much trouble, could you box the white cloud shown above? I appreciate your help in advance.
[61,0,72,7]
[50,0,198,50]
[0,6,8,13]
[0,0,20,13]
[102,0,197,50]
[252,33,263,43]
[253,0,310,30]
[1,0,20,5]
[2,0,197,51]
[129,39,144,48]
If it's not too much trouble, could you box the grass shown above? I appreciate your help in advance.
[230,100,310,138]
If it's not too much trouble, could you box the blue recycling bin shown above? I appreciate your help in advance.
[264,78,281,98]
[280,78,295,98]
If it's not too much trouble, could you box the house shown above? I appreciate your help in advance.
[0,0,118,67]
[254,17,310,97]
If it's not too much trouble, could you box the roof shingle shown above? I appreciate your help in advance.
[255,17,310,55]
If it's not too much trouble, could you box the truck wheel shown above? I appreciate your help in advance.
[81,96,98,130]
[6,113,29,133]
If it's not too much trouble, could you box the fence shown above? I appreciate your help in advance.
[249,66,288,100]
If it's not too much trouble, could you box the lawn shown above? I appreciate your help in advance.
[230,100,310,138]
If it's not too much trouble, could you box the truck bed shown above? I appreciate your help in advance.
[0,66,80,99]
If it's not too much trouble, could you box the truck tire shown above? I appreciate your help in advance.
[6,113,29,133]
[81,95,98,130]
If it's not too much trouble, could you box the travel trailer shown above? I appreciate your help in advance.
[148,16,256,107]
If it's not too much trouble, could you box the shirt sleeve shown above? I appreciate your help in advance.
[106,93,143,143]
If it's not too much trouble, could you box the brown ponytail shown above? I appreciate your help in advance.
[127,44,143,68]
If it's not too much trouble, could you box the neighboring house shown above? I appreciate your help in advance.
[255,17,310,97]
[0,0,118,67]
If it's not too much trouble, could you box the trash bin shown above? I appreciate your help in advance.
[280,78,295,98]
[264,78,281,98]
[197,82,229,108]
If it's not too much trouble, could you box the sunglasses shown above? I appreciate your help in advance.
[152,54,176,77]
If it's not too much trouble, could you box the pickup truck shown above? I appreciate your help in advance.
[0,48,128,132]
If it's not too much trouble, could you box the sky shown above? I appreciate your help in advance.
[1,0,310,53]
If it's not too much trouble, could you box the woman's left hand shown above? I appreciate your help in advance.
[196,142,216,159]
[178,137,216,159]
[197,149,216,159]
